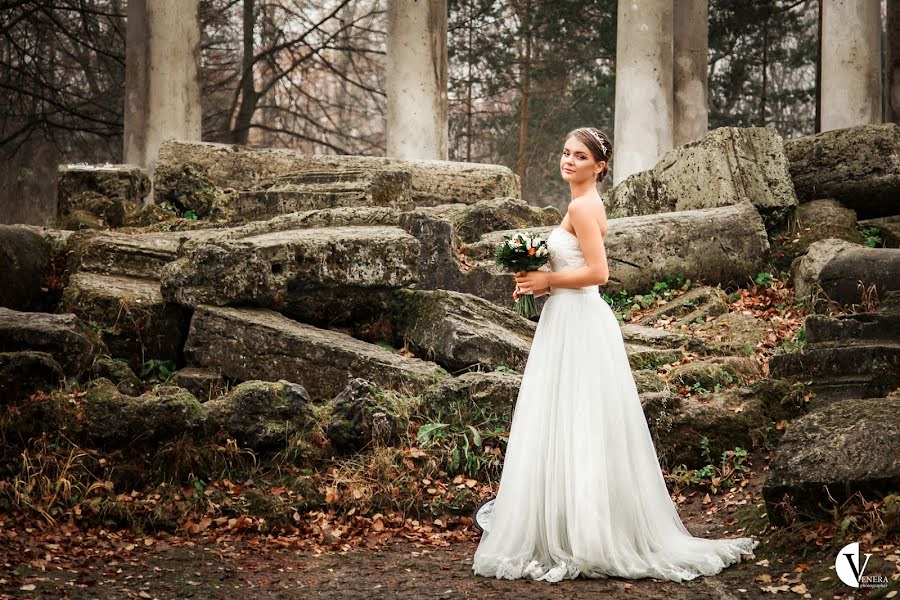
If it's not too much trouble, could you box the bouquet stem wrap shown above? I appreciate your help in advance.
[494,231,551,319]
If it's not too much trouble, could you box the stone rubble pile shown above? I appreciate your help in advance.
[2,124,898,521]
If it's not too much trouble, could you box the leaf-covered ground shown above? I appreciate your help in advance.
[2,276,897,598]
[2,447,897,599]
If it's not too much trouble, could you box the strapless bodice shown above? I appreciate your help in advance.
[547,227,599,295]
[547,227,585,272]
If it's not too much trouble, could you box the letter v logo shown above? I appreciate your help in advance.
[836,542,872,588]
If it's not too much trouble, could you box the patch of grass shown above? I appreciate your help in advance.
[860,226,883,248]
[140,358,176,384]
[776,324,806,355]
[753,271,775,288]
[603,273,692,317]
[667,437,752,495]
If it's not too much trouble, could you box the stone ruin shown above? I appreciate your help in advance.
[1,124,899,524]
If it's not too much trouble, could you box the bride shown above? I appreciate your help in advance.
[470,127,759,583]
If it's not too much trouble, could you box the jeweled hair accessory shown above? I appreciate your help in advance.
[583,128,609,156]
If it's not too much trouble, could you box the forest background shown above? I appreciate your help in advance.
[0,0,823,224]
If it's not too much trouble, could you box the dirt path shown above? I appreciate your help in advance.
[2,452,896,599]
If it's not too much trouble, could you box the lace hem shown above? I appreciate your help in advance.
[473,556,581,583]
[473,537,760,583]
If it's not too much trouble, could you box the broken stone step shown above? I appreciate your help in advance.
[184,305,449,400]
[635,286,730,328]
[227,169,415,221]
[154,140,520,217]
[769,343,900,398]
[161,226,420,329]
[620,323,716,354]
[624,344,684,370]
[0,307,102,378]
[170,367,227,403]
[60,272,189,367]
[804,375,886,406]
[65,229,208,280]
[763,396,900,525]
[784,122,900,219]
[605,126,797,230]
[804,312,900,346]
[393,289,535,372]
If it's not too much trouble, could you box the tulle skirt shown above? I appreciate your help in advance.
[471,285,759,583]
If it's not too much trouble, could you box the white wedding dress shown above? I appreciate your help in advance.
[471,225,760,583]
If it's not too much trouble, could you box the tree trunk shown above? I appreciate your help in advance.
[231,0,258,145]
[466,4,474,162]
[759,9,769,127]
[516,0,532,187]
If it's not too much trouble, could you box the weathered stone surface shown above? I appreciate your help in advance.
[770,340,900,405]
[621,323,714,354]
[420,371,521,423]
[763,396,900,525]
[804,312,900,347]
[784,123,900,219]
[161,225,420,328]
[166,225,418,296]
[67,207,403,281]
[634,286,730,329]
[0,225,54,312]
[178,206,403,251]
[65,229,191,280]
[604,127,798,229]
[791,238,900,311]
[692,312,774,356]
[393,289,535,372]
[624,344,684,370]
[467,203,770,298]
[90,357,144,396]
[219,169,414,222]
[421,198,560,244]
[184,305,448,400]
[171,367,227,403]
[60,209,107,230]
[789,238,859,304]
[154,140,520,212]
[205,380,314,451]
[649,387,770,470]
[83,379,205,446]
[326,378,403,453]
[58,164,151,203]
[0,351,64,406]
[785,199,865,255]
[666,360,743,390]
[57,164,150,227]
[632,369,668,394]
[0,307,102,377]
[876,222,900,248]
[61,273,189,368]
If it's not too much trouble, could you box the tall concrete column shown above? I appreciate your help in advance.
[124,0,202,178]
[613,0,674,184]
[673,0,708,146]
[888,0,900,123]
[820,0,882,130]
[386,0,448,160]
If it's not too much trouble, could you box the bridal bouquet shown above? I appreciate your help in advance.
[495,231,550,318]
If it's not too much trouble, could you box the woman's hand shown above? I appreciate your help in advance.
[514,271,552,295]
[513,286,549,300]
